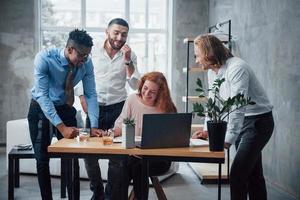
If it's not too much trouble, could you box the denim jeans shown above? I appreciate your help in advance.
[84,101,124,200]
[27,99,79,200]
[230,111,274,200]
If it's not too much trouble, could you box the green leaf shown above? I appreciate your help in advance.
[196,78,203,88]
[192,78,256,122]
[123,117,135,126]
[193,103,205,117]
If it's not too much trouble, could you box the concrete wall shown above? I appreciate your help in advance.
[1,0,299,198]
[208,0,300,198]
[0,0,37,144]
[171,0,209,118]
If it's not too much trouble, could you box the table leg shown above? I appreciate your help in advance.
[75,158,80,200]
[61,159,66,198]
[227,149,230,181]
[14,158,20,188]
[71,158,80,200]
[218,163,222,200]
[8,155,14,200]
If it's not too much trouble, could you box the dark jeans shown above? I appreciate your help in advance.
[84,101,124,200]
[230,111,274,200]
[27,99,79,200]
[127,156,171,200]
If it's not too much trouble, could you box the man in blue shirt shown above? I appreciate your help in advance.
[27,29,101,200]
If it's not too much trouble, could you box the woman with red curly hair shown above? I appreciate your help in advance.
[113,71,177,199]
[114,71,177,136]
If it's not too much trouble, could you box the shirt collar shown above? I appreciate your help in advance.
[59,48,69,66]
[215,63,227,79]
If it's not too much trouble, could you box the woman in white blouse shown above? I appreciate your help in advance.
[113,71,177,199]
[193,34,274,200]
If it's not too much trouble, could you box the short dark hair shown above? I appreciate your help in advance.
[108,18,129,29]
[66,29,93,48]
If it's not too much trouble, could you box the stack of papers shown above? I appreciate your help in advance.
[14,144,32,150]
[113,136,122,143]
[190,139,209,147]
[113,136,142,143]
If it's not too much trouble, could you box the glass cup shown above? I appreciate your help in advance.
[102,129,114,145]
[77,128,90,142]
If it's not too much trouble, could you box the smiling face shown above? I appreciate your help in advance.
[106,24,128,50]
[141,80,159,106]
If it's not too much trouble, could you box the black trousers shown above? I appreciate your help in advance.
[126,156,171,200]
[230,111,274,200]
[27,99,79,200]
[84,101,125,200]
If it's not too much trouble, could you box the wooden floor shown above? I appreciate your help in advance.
[0,147,297,200]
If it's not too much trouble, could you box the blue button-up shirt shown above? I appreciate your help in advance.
[31,48,99,127]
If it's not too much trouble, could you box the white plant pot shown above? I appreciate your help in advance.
[122,123,135,148]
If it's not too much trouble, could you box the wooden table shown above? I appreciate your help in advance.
[48,137,225,200]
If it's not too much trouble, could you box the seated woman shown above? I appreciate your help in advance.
[113,71,177,199]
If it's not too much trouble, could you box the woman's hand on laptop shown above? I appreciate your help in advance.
[192,130,208,140]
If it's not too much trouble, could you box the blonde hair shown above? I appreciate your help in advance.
[194,34,233,66]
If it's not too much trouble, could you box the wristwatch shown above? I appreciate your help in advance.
[124,60,133,65]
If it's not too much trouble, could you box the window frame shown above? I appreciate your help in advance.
[38,0,172,83]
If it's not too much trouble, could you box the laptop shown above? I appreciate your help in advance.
[136,113,192,149]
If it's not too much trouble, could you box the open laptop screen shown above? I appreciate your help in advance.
[137,113,192,149]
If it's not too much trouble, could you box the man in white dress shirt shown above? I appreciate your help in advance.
[76,18,140,200]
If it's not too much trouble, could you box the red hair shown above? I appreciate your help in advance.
[138,72,177,113]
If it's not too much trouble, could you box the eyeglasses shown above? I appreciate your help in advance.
[72,47,90,61]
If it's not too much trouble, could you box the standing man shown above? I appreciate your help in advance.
[28,29,101,200]
[75,18,140,200]
[193,34,274,200]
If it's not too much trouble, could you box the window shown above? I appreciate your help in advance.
[39,0,170,75]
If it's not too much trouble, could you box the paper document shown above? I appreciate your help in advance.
[190,138,209,147]
[113,136,141,143]
[113,136,122,143]
[14,144,32,150]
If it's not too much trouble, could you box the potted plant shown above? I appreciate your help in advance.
[193,78,255,151]
[122,117,136,148]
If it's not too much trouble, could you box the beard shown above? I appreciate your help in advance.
[108,36,126,50]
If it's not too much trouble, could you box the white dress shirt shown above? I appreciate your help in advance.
[205,57,273,144]
[75,40,140,105]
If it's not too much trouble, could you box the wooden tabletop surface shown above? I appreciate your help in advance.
[48,137,224,159]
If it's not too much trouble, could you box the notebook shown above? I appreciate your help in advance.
[136,113,192,149]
